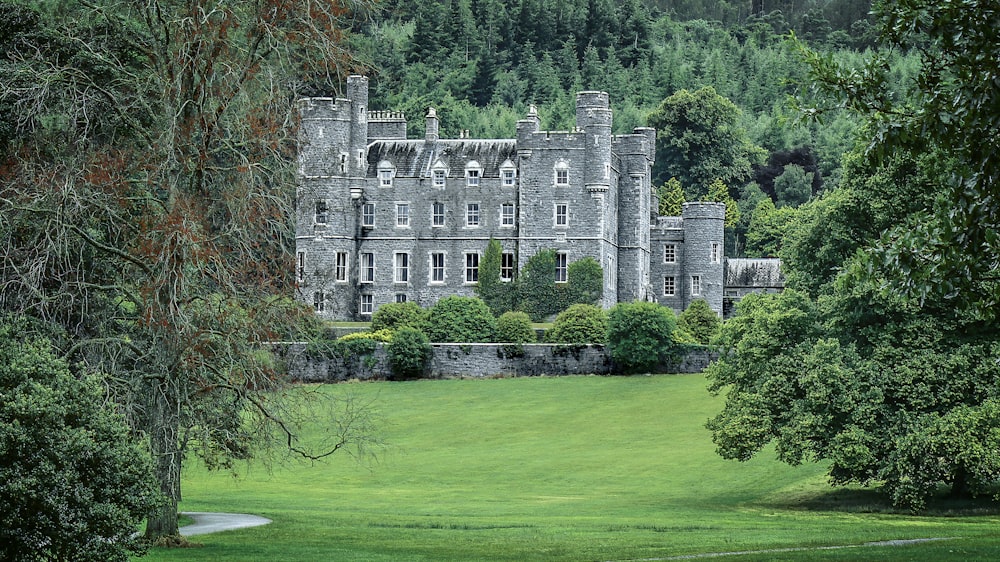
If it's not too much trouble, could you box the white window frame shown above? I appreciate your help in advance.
[664,276,675,297]
[362,203,375,228]
[466,202,480,227]
[430,252,446,284]
[663,243,676,264]
[465,252,479,284]
[502,167,516,186]
[313,290,325,312]
[377,161,394,187]
[554,162,569,187]
[500,252,515,282]
[555,252,568,283]
[466,162,482,187]
[395,293,407,303]
[360,252,374,283]
[432,202,446,227]
[296,251,306,283]
[396,203,410,227]
[432,167,447,188]
[554,203,568,228]
[711,242,721,264]
[691,275,701,296]
[335,251,348,282]
[359,294,373,316]
[315,201,329,225]
[394,252,409,284]
[501,203,515,227]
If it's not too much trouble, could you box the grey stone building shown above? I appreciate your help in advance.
[295,76,777,321]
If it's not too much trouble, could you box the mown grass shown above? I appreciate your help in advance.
[140,375,1000,561]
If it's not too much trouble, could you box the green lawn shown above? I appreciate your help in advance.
[141,375,1000,561]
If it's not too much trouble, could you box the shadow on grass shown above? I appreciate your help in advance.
[759,486,1000,517]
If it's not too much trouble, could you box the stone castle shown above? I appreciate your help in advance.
[295,76,781,321]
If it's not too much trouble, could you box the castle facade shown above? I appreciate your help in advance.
[296,76,767,321]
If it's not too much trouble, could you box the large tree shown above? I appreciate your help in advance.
[0,0,378,540]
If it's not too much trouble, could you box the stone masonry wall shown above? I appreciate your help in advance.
[284,343,717,382]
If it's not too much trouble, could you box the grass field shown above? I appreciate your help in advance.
[140,375,1000,561]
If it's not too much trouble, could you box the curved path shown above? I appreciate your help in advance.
[179,512,272,536]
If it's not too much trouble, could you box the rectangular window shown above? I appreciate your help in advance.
[396,203,410,227]
[500,252,515,281]
[362,203,375,227]
[663,276,675,297]
[432,168,446,188]
[711,242,721,263]
[663,243,676,264]
[466,169,480,187]
[501,203,515,227]
[378,169,393,187]
[339,154,347,173]
[502,169,516,186]
[691,275,701,296]
[313,290,325,312]
[315,201,328,224]
[432,202,446,227]
[359,294,373,315]
[296,251,305,283]
[465,253,479,284]
[335,252,348,282]
[555,252,568,283]
[395,293,407,303]
[555,203,568,227]
[466,203,480,227]
[555,168,569,186]
[431,252,445,283]
[360,252,374,283]
[394,253,409,283]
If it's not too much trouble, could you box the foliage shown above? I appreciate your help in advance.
[475,238,514,317]
[657,177,685,216]
[565,257,603,307]
[744,198,799,258]
[0,319,159,562]
[495,311,536,344]
[704,178,741,228]
[677,299,721,345]
[516,249,561,321]
[424,296,498,343]
[386,326,431,380]
[773,163,813,207]
[606,301,678,374]
[371,302,428,333]
[796,0,1000,316]
[0,0,377,538]
[545,304,608,344]
[647,87,766,198]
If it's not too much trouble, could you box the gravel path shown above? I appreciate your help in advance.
[179,512,272,536]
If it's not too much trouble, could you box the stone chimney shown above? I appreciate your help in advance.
[425,107,439,142]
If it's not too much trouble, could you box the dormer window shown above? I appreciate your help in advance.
[500,160,517,186]
[466,161,483,187]
[431,161,448,188]
[554,161,569,187]
[377,160,395,187]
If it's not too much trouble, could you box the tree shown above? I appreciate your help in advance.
[657,177,685,216]
[424,296,497,343]
[773,163,813,207]
[796,0,1000,317]
[647,86,766,198]
[566,257,603,307]
[704,178,740,228]
[0,318,160,561]
[475,238,514,316]
[517,249,561,321]
[545,304,608,344]
[744,198,798,258]
[677,299,720,345]
[0,0,376,540]
[606,301,678,374]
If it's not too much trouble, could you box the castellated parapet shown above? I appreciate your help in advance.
[294,76,763,321]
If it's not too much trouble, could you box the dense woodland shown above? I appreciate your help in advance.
[1,0,999,555]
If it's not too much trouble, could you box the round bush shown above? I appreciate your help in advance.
[607,301,678,374]
[424,296,497,343]
[545,304,608,344]
[678,298,721,345]
[370,302,428,333]
[386,326,432,380]
[496,311,536,344]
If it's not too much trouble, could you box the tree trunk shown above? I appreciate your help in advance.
[144,376,182,540]
[950,463,969,498]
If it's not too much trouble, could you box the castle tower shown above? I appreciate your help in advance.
[680,202,725,316]
[614,127,656,303]
[576,92,612,194]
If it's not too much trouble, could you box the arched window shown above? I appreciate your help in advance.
[554,160,570,187]
[377,160,395,187]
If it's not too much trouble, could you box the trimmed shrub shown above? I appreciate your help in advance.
[496,311,536,344]
[424,296,498,343]
[386,326,432,380]
[566,257,603,306]
[607,301,679,374]
[678,299,721,345]
[545,304,608,344]
[370,302,428,333]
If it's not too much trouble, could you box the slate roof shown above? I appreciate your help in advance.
[366,139,518,179]
[725,258,785,288]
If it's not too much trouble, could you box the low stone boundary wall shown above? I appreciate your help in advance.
[283,343,717,382]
